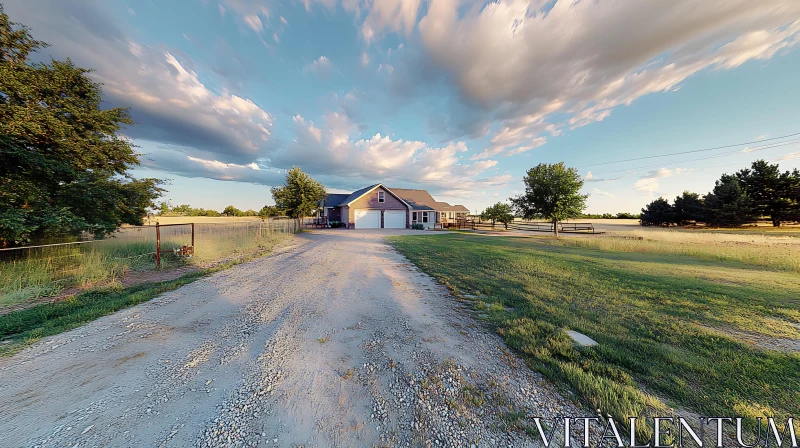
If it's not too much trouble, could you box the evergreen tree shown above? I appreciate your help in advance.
[639,198,675,226]
[736,160,800,227]
[673,191,705,224]
[704,174,756,227]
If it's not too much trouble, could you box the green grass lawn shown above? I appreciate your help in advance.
[389,234,800,435]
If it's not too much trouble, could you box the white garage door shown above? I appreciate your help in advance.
[384,210,406,229]
[354,209,381,229]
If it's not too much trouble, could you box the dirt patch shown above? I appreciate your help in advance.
[699,323,800,353]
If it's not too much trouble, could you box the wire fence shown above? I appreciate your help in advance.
[0,218,300,307]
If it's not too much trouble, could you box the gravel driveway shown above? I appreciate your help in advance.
[0,229,590,447]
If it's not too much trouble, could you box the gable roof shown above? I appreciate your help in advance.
[323,184,469,212]
[341,184,380,205]
[337,184,411,208]
[388,188,437,210]
[322,193,350,207]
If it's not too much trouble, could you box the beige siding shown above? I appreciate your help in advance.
[347,186,408,226]
[340,205,350,224]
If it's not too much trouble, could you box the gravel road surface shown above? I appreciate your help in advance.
[0,229,592,447]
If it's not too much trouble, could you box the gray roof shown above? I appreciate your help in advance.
[341,184,380,205]
[322,184,466,212]
[388,188,436,210]
[322,193,350,207]
[436,203,470,212]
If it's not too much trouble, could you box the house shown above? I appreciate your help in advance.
[318,184,469,229]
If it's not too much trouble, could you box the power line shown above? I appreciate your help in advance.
[586,139,800,177]
[578,132,800,168]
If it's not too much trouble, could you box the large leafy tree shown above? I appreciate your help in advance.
[639,197,675,226]
[222,205,244,217]
[270,167,327,219]
[510,162,587,236]
[704,174,756,227]
[736,160,800,227]
[480,202,515,229]
[258,205,283,218]
[0,6,163,246]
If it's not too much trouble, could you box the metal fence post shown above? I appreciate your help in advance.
[155,222,161,269]
[191,223,195,249]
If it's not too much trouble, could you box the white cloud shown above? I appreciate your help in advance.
[139,144,284,185]
[280,16,288,25]
[777,151,800,161]
[304,56,333,78]
[634,167,682,193]
[360,0,422,42]
[634,168,671,192]
[643,168,674,179]
[361,52,370,66]
[243,14,263,33]
[408,0,800,154]
[593,188,616,198]
[219,0,270,34]
[469,113,558,159]
[2,2,275,165]
[269,112,510,195]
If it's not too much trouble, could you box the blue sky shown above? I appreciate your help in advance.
[6,0,800,214]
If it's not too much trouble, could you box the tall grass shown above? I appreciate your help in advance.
[0,220,297,309]
[552,229,800,273]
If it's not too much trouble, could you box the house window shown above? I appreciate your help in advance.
[378,191,385,203]
[412,211,418,221]
[422,212,429,223]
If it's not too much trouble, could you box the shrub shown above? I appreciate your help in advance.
[411,223,425,230]
[328,221,344,228]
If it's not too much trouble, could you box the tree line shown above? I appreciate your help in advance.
[153,168,328,220]
[154,203,284,218]
[641,160,800,227]
[581,212,640,219]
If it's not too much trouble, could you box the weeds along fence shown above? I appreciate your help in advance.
[0,218,300,305]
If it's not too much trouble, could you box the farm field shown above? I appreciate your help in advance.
[389,232,800,435]
[574,218,800,237]
[0,220,298,313]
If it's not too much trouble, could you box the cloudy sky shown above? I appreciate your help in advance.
[5,0,800,213]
